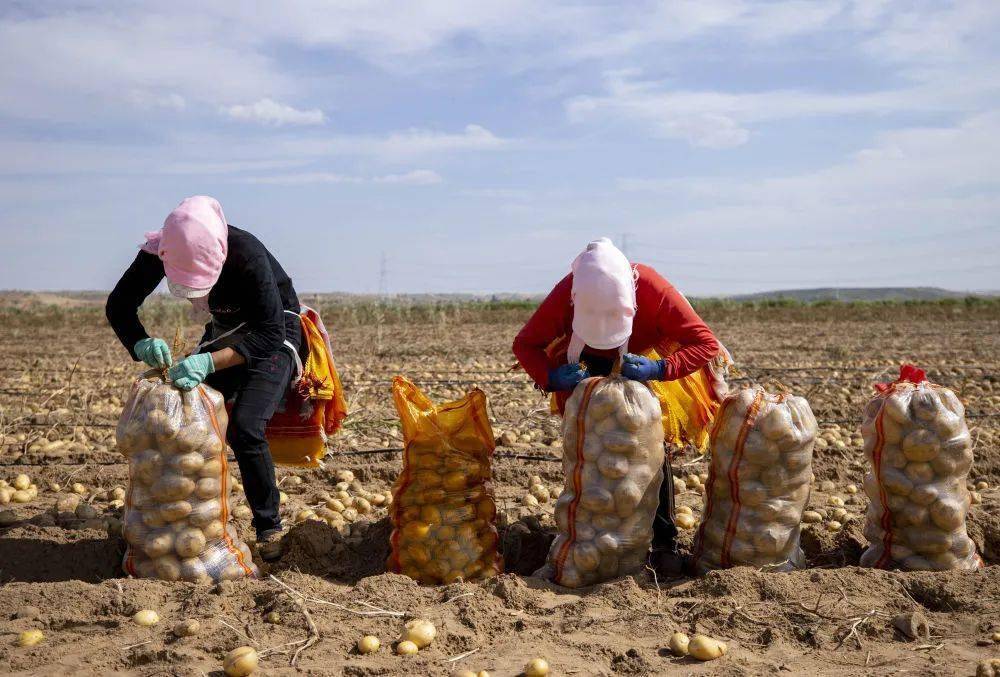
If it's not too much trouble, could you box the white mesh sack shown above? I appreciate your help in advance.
[693,385,816,573]
[859,366,981,571]
[539,375,664,588]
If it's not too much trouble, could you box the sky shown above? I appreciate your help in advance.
[1,0,998,296]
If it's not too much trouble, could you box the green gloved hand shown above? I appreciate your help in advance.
[168,353,215,391]
[134,338,172,369]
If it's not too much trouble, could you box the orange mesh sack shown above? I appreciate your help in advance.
[859,365,981,571]
[387,376,500,584]
[116,376,258,583]
[693,386,815,573]
[540,376,664,588]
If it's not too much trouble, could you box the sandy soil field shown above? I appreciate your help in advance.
[0,299,998,676]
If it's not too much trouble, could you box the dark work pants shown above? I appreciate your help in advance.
[204,351,293,538]
[581,353,678,552]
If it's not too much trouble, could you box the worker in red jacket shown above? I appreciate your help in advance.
[513,237,723,574]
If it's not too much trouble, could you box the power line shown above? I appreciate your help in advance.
[377,251,388,297]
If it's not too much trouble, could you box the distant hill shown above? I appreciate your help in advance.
[723,287,989,303]
[1,287,995,308]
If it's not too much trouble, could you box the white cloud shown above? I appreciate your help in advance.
[222,98,325,126]
[242,169,443,185]
[566,64,999,148]
[0,123,508,177]
[0,10,289,122]
[374,124,506,157]
[374,170,444,185]
[616,112,1000,243]
[125,90,187,111]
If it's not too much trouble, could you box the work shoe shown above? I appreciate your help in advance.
[257,525,288,562]
[647,547,686,578]
[501,516,555,576]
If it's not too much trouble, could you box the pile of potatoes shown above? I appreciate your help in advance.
[693,386,816,573]
[542,376,664,588]
[116,377,258,583]
[859,379,981,571]
[388,378,500,584]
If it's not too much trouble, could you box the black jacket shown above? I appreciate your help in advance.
[106,226,302,369]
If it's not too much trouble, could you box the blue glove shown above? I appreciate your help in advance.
[547,363,589,392]
[621,353,666,382]
[168,353,215,391]
[134,338,172,369]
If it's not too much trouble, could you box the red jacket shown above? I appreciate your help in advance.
[513,264,720,392]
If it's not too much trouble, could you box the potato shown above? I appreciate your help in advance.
[524,658,550,676]
[175,528,208,558]
[188,499,222,527]
[573,542,601,571]
[159,500,193,522]
[224,646,259,676]
[901,429,940,462]
[395,640,419,655]
[154,555,182,581]
[668,631,690,656]
[688,634,727,661]
[529,484,551,503]
[180,557,211,583]
[173,619,201,637]
[399,619,436,648]
[133,609,160,626]
[12,490,32,504]
[144,531,175,558]
[173,452,206,475]
[17,629,44,647]
[357,635,380,654]
[199,458,223,478]
[13,474,31,491]
[195,477,220,500]
[675,513,696,530]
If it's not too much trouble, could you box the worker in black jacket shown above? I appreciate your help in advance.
[106,196,303,560]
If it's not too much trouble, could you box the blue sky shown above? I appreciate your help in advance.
[1,1,998,295]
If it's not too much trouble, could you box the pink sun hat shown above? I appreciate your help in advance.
[141,196,229,295]
[568,237,637,361]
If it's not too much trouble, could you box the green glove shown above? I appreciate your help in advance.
[134,338,172,369]
[168,353,215,391]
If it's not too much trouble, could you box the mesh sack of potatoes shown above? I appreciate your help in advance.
[116,374,258,582]
[539,375,664,588]
[387,376,501,584]
[859,365,982,571]
[692,385,816,573]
